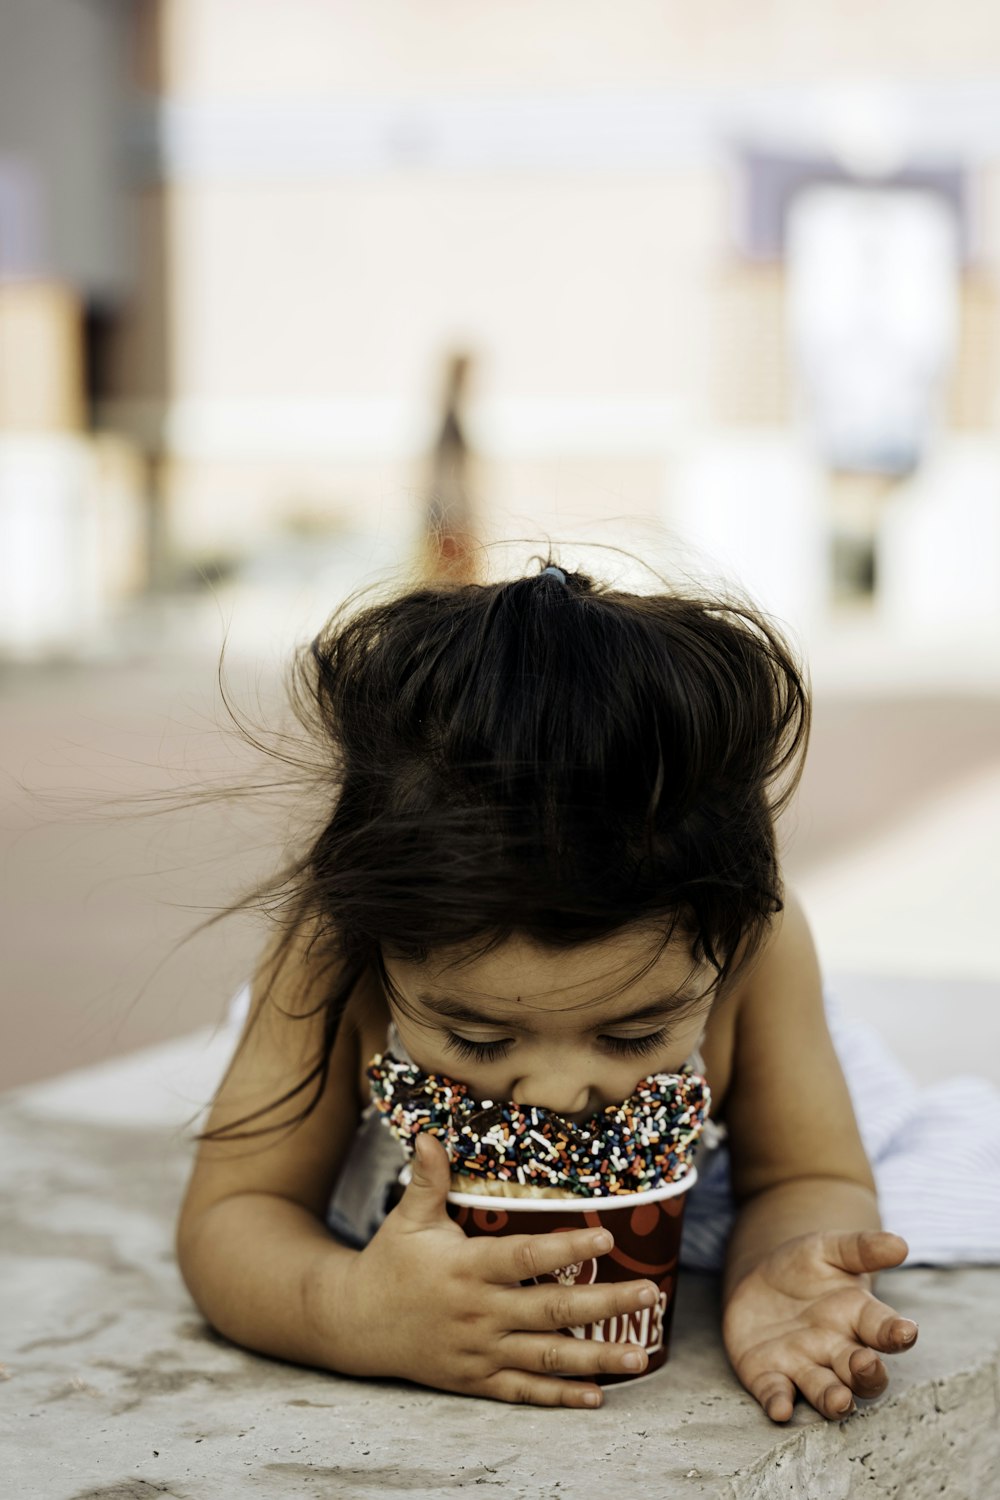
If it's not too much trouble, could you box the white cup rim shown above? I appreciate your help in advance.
[397,1164,698,1212]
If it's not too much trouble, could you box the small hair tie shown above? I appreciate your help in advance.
[540,565,567,584]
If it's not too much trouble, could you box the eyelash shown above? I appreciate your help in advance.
[603,1028,671,1058]
[443,1028,671,1064]
[444,1033,512,1064]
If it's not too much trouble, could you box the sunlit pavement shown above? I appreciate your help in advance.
[797,764,1000,1088]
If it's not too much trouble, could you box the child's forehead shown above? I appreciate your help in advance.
[387,928,709,1013]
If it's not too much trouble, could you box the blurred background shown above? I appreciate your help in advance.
[2,1,998,1092]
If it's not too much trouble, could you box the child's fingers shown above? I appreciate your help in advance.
[851,1294,919,1354]
[747,1350,858,1423]
[821,1229,909,1277]
[747,1370,796,1423]
[392,1133,453,1229]
[477,1226,614,1285]
[485,1369,605,1408]
[512,1276,658,1332]
[829,1341,889,1399]
[785,1356,856,1420]
[500,1332,648,1380]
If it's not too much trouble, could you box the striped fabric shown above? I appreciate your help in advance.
[681,989,1000,1271]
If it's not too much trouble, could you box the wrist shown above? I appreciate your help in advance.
[723,1176,881,1303]
[304,1239,376,1376]
[317,1235,409,1379]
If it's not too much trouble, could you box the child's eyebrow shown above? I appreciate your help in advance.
[414,992,705,1028]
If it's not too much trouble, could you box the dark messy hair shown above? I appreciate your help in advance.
[207,559,809,1139]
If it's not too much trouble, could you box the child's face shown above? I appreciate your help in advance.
[382,928,716,1119]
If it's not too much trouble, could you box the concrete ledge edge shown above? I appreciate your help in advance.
[725,1348,1000,1500]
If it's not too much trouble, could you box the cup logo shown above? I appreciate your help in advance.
[534,1256,598,1289]
[586,1291,668,1355]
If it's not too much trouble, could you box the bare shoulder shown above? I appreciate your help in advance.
[721,888,875,1201]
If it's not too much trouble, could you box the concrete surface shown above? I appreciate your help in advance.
[2,1030,999,1499]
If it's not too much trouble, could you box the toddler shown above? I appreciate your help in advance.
[177,561,919,1418]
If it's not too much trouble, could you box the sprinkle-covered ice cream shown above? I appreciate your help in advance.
[367,1053,710,1197]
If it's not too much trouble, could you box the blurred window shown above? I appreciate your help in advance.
[0,156,43,277]
[787,185,958,476]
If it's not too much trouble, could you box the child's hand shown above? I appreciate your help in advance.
[340,1134,657,1406]
[722,1229,918,1422]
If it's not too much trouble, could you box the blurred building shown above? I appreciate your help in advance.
[0,0,146,654]
[3,2,1000,662]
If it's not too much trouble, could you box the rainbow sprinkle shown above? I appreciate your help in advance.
[366,1053,710,1196]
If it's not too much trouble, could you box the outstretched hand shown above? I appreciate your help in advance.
[723,1230,918,1422]
[342,1133,658,1406]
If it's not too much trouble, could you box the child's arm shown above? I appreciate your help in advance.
[176,935,368,1369]
[176,936,658,1405]
[719,893,918,1422]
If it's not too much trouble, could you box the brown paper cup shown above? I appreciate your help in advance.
[445,1170,697,1381]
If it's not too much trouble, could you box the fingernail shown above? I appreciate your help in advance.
[621,1352,644,1371]
[581,1390,602,1407]
[592,1231,613,1253]
[898,1321,918,1343]
[636,1285,656,1306]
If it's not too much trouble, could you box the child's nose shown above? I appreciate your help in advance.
[511,1073,592,1120]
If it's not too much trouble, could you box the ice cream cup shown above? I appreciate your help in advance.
[445,1169,697,1381]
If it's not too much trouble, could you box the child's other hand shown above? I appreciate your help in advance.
[722,1229,918,1422]
[340,1134,657,1406]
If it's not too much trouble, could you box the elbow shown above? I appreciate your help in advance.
[174,1200,205,1301]
[174,1190,225,1305]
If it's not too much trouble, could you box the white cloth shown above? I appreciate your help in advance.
[681,990,1000,1270]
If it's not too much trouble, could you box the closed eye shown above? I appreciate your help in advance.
[444,1029,672,1065]
[444,1032,513,1064]
[599,1028,671,1058]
